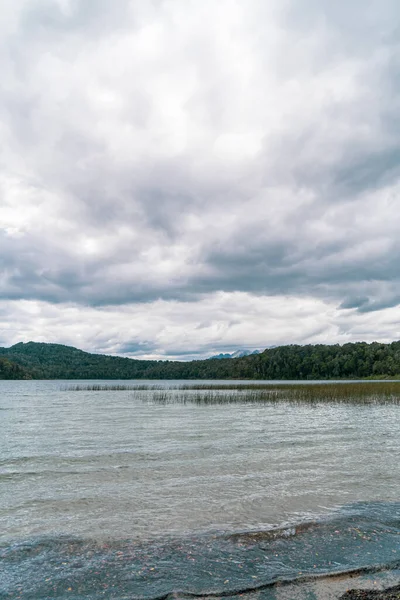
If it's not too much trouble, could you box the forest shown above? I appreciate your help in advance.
[1,340,400,380]
[0,356,32,379]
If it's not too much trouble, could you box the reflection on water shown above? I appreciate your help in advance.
[1,380,400,598]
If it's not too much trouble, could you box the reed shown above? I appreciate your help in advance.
[146,382,400,405]
[62,383,166,391]
[63,381,400,404]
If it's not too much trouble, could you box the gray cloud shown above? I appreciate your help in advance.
[1,0,400,356]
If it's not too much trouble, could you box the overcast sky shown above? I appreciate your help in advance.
[1,0,400,360]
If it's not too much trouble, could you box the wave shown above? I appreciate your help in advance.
[2,502,400,600]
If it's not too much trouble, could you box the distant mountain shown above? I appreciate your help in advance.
[209,350,260,359]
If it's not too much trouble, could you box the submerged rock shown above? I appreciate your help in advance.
[341,584,400,599]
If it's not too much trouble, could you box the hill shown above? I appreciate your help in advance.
[0,340,400,380]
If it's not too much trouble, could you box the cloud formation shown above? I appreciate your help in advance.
[1,0,400,358]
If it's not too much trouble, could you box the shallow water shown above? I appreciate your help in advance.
[1,380,400,599]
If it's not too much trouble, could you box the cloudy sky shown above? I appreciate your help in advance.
[1,0,400,360]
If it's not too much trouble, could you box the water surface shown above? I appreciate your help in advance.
[1,380,400,599]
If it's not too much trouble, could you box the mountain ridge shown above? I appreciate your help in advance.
[209,349,261,359]
[1,340,400,380]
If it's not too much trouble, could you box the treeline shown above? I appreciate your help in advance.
[0,357,33,379]
[0,340,400,380]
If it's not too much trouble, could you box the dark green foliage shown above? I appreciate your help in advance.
[1,340,400,379]
[0,356,33,379]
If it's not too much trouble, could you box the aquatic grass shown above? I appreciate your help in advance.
[62,383,166,391]
[148,389,282,405]
[146,382,400,405]
[63,381,400,404]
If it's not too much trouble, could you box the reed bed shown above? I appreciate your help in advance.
[63,381,400,404]
[146,382,400,405]
[63,383,166,391]
[147,389,282,405]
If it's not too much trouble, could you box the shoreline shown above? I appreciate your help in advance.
[341,585,400,599]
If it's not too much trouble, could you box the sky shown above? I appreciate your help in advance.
[1,0,400,360]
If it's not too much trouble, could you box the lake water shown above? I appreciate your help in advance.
[1,380,400,599]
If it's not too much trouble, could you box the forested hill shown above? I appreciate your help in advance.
[1,340,400,380]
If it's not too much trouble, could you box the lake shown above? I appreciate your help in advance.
[1,380,400,599]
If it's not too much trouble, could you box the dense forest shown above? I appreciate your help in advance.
[0,356,32,379]
[1,340,400,380]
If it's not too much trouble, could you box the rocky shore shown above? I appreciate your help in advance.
[341,584,400,599]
